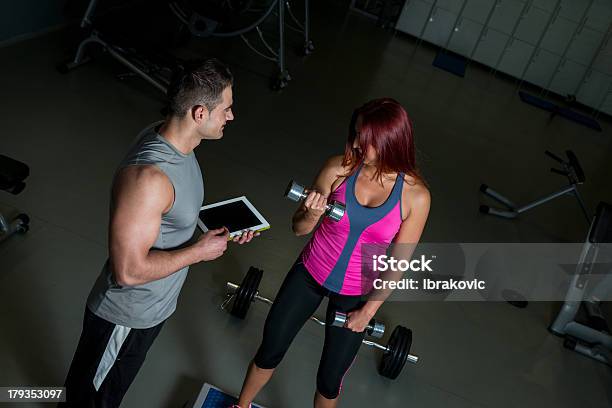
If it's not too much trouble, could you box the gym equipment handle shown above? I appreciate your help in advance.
[284,180,346,222]
[226,281,273,305]
[545,150,565,164]
[550,168,568,177]
[363,339,419,364]
[331,311,385,338]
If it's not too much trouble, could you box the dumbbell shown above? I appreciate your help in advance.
[284,180,345,222]
[222,267,419,379]
[331,311,385,339]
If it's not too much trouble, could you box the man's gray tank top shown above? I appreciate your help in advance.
[87,122,204,329]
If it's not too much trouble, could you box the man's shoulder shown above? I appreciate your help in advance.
[114,165,172,196]
[117,164,165,181]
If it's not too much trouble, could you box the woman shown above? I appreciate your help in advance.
[233,98,430,408]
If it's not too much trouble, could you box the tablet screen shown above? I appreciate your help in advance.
[199,200,263,233]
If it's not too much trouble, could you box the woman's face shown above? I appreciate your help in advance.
[353,116,377,164]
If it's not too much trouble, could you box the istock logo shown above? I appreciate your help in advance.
[372,255,434,272]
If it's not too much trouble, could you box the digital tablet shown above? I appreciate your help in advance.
[192,382,267,408]
[197,196,270,238]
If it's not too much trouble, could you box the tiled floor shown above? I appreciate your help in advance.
[1,2,611,407]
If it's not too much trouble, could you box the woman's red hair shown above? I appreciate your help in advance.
[342,98,422,184]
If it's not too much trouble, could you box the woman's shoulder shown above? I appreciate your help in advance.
[401,174,430,209]
[322,155,352,177]
[323,155,347,170]
[319,155,351,192]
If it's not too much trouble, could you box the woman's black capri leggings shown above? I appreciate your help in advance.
[254,259,366,399]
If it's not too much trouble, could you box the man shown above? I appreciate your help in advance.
[62,58,255,407]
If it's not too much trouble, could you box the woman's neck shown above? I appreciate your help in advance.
[360,163,397,183]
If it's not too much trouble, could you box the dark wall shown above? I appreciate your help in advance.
[1,0,69,43]
[0,0,107,44]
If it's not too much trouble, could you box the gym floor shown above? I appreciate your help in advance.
[2,2,612,407]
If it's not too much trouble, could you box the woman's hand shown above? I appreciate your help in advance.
[345,307,376,333]
[303,190,328,219]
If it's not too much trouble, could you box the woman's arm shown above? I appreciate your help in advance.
[292,155,344,236]
[347,181,431,330]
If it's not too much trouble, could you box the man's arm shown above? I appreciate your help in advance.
[292,156,344,236]
[109,166,228,287]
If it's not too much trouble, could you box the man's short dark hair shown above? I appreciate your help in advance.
[167,58,233,116]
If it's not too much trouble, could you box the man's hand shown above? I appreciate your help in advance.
[194,227,229,261]
[231,229,260,244]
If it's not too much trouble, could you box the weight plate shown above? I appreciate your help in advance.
[392,327,411,378]
[230,266,262,319]
[237,266,258,318]
[379,326,411,379]
[387,327,407,379]
[233,272,250,318]
[378,326,398,378]
[231,267,254,318]
[247,267,263,306]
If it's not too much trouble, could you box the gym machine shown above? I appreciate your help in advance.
[550,202,612,365]
[169,0,314,89]
[222,267,418,379]
[58,0,184,94]
[0,155,30,243]
[479,150,590,224]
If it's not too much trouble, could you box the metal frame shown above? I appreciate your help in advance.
[62,0,171,94]
[169,0,310,87]
[481,184,589,223]
[65,0,312,91]
[0,214,27,244]
[480,151,590,224]
[550,212,612,365]
[66,31,169,94]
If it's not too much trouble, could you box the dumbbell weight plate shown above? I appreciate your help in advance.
[233,268,254,318]
[379,325,412,379]
[230,266,263,319]
[284,180,305,202]
[381,326,408,379]
[231,267,260,319]
[385,328,406,379]
[229,269,250,319]
[394,328,411,378]
[238,266,262,318]
[247,267,264,315]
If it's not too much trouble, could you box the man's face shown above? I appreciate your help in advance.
[200,86,234,140]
